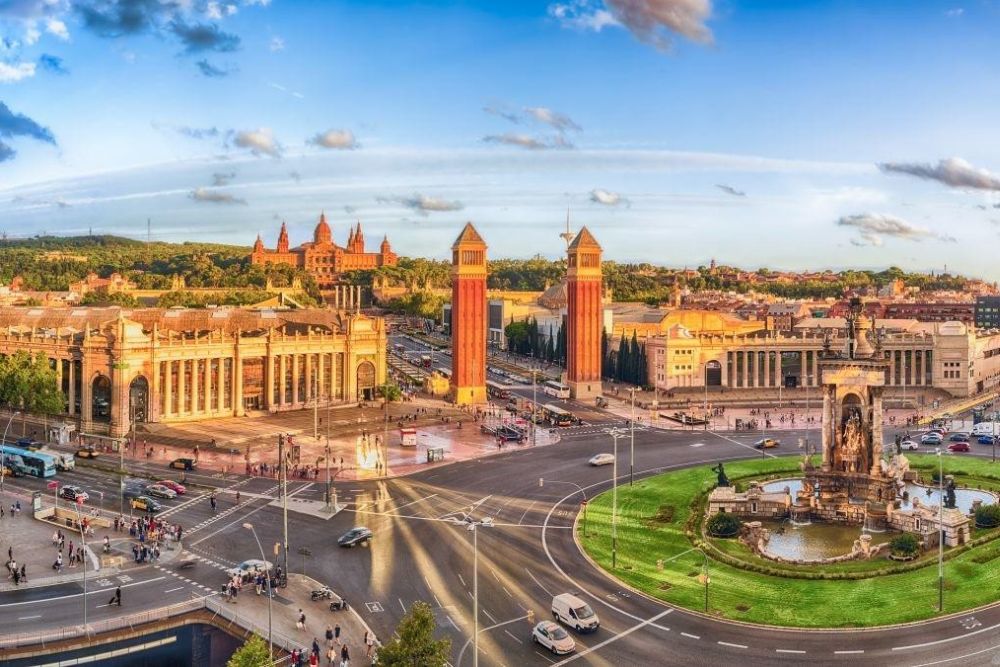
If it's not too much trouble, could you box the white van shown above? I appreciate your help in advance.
[972,423,999,437]
[41,449,75,471]
[551,593,599,633]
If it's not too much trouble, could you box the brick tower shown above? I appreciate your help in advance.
[566,226,603,399]
[450,223,488,405]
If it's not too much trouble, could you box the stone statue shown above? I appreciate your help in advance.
[944,477,957,510]
[841,412,865,473]
[712,462,730,487]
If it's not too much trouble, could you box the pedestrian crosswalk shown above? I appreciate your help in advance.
[560,420,649,437]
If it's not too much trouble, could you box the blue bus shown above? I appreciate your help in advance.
[0,445,57,478]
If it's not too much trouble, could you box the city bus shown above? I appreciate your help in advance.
[486,381,510,400]
[542,403,576,427]
[542,381,570,399]
[0,445,57,478]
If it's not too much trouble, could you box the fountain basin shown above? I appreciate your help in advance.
[761,478,997,515]
[758,520,891,562]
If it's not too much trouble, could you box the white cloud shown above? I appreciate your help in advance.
[376,193,464,215]
[548,0,713,51]
[590,188,628,206]
[482,133,574,150]
[23,22,40,45]
[190,187,247,205]
[524,106,581,132]
[269,36,285,52]
[0,61,36,83]
[308,129,358,150]
[879,157,1000,191]
[836,213,955,246]
[45,18,69,40]
[945,8,964,17]
[233,128,282,157]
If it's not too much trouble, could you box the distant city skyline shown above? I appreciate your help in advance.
[2,1,1000,276]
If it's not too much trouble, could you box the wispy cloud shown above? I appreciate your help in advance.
[0,101,56,162]
[170,20,240,54]
[38,53,68,74]
[590,188,628,206]
[308,129,358,150]
[375,193,464,215]
[211,171,236,186]
[269,35,284,52]
[836,213,954,246]
[878,157,1000,191]
[482,133,573,150]
[288,170,302,183]
[233,128,281,157]
[483,104,521,124]
[195,59,237,77]
[715,183,746,197]
[190,187,246,205]
[267,81,304,99]
[0,60,36,82]
[548,0,714,51]
[524,106,581,132]
[154,123,222,140]
[945,8,964,17]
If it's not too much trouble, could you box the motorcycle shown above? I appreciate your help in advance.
[311,586,334,601]
[329,598,348,611]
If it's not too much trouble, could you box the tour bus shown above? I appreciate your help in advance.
[542,403,576,427]
[486,381,510,400]
[543,381,570,399]
[0,445,57,478]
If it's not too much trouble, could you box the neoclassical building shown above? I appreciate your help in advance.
[0,306,387,438]
[251,214,398,289]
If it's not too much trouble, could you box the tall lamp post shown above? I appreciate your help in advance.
[243,523,272,657]
[606,427,626,568]
[1,411,20,505]
[629,388,635,486]
[452,513,494,667]
[73,499,89,635]
[937,448,944,612]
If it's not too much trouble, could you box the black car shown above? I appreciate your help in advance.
[949,433,970,442]
[59,485,89,502]
[338,527,373,548]
[170,458,197,471]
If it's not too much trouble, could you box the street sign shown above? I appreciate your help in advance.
[47,480,58,490]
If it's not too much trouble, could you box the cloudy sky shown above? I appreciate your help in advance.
[2,1,1000,276]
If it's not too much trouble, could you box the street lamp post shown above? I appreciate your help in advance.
[937,448,944,613]
[1,411,20,505]
[243,523,272,658]
[73,500,89,635]
[606,427,626,569]
[629,388,635,486]
[532,370,538,447]
[456,513,493,667]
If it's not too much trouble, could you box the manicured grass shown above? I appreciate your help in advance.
[579,455,1000,627]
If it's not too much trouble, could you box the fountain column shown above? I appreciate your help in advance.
[870,388,884,477]
[821,384,833,471]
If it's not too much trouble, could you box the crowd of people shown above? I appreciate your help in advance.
[288,615,377,667]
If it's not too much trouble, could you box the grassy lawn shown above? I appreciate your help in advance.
[579,455,1000,627]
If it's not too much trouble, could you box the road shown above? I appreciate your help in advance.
[4,402,1000,665]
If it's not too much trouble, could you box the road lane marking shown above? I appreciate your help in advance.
[398,598,406,613]
[483,608,497,624]
[891,618,1000,651]
[455,615,530,666]
[680,632,700,640]
[0,576,166,607]
[504,630,523,644]
[717,641,748,649]
[433,594,442,607]
[525,568,552,596]
[909,642,1000,667]
[17,615,41,620]
[776,649,805,654]
[709,431,778,458]
[164,587,184,594]
[502,587,512,597]
[457,573,466,588]
[834,650,864,654]
[552,610,671,665]
[534,651,556,663]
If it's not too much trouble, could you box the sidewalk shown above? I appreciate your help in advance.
[0,508,102,592]
[218,572,379,665]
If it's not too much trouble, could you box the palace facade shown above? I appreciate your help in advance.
[251,214,398,289]
[0,306,387,438]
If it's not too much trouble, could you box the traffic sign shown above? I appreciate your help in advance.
[47,480,58,490]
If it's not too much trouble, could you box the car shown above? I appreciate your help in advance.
[948,442,971,453]
[532,621,575,655]
[338,527,373,548]
[949,432,970,442]
[978,435,995,445]
[146,484,177,499]
[551,593,600,632]
[169,458,197,471]
[754,438,780,450]
[899,439,919,451]
[921,433,943,445]
[160,480,187,495]
[16,438,44,450]
[59,485,88,502]
[588,453,615,466]
[130,495,163,513]
[226,559,273,579]
[75,447,99,459]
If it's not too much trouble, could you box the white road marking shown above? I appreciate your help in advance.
[717,641,748,649]
[776,649,805,654]
[680,632,700,640]
[834,650,864,655]
[483,608,497,624]
[710,431,779,458]
[534,651,556,663]
[457,573,466,588]
[525,568,553,596]
[891,618,1000,651]
[433,594,442,607]
[504,630,523,644]
[909,642,1000,667]
[17,615,41,620]
[164,587,184,593]
[552,610,671,665]
[517,500,536,525]
[502,587,512,597]
[0,576,166,607]
[398,598,406,613]
[447,615,459,630]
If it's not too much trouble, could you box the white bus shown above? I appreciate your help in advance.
[542,381,570,399]
[486,381,511,400]
[542,403,575,427]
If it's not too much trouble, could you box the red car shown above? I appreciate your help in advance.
[160,480,187,495]
[948,442,970,453]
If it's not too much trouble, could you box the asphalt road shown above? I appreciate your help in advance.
[5,403,1000,666]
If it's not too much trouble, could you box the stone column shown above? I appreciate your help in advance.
[191,359,200,415]
[305,353,313,403]
[871,389,884,477]
[68,359,76,416]
[740,350,748,388]
[234,352,244,418]
[774,350,782,388]
[151,358,160,423]
[164,361,172,417]
[264,353,273,410]
[821,384,832,471]
[178,359,186,414]
[279,355,287,406]
[318,353,326,400]
[217,359,225,412]
[204,357,212,413]
[80,356,93,430]
[800,350,807,386]
[292,354,300,405]
[330,352,338,399]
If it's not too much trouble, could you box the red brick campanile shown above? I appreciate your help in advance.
[566,227,603,399]
[450,223,488,405]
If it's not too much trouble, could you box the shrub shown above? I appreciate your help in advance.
[889,533,920,557]
[707,512,741,538]
[975,504,1000,528]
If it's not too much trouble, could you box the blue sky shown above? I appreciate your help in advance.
[2,0,1000,277]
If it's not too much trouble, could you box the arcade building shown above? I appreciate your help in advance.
[0,306,387,438]
[251,214,398,289]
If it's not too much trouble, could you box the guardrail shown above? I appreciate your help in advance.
[204,596,303,654]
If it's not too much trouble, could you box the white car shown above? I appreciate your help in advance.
[226,559,273,579]
[532,621,575,655]
[588,453,614,466]
[900,439,919,451]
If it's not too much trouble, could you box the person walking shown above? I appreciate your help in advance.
[364,630,375,658]
[210,494,217,511]
[334,623,341,645]
[312,638,320,659]
[109,586,121,607]
[339,643,349,667]
[297,608,306,630]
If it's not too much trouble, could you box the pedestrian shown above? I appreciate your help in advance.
[109,586,121,606]
[339,643,349,667]
[20,564,26,582]
[364,630,375,658]
[334,623,341,644]
[297,608,306,630]
[309,652,319,667]
[325,625,334,644]
[312,638,320,658]
[235,491,241,504]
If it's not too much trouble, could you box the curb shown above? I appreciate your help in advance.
[289,573,382,650]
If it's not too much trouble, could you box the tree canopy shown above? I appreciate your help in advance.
[226,634,270,667]
[376,601,451,667]
[0,351,64,415]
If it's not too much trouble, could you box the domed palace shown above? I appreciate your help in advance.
[250,213,398,289]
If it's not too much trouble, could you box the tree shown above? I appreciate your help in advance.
[380,383,403,403]
[975,504,1000,528]
[707,512,741,538]
[377,601,451,667]
[889,533,920,557]
[227,634,270,667]
[0,351,63,416]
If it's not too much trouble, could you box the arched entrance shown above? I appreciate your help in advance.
[356,361,376,401]
[130,376,149,423]
[705,360,723,387]
[92,375,111,423]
